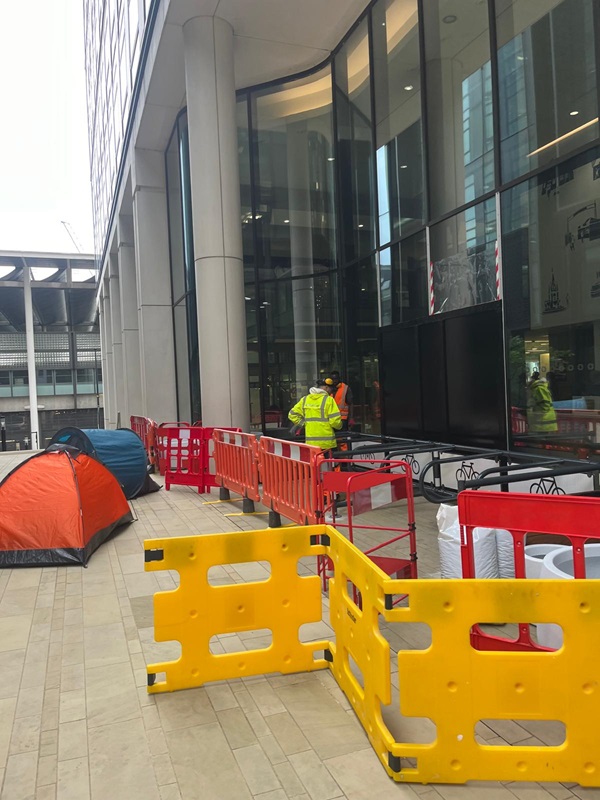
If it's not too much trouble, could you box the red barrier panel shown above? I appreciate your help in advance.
[147,421,158,468]
[258,437,323,527]
[130,415,158,469]
[213,430,260,511]
[165,428,203,492]
[318,460,417,595]
[195,426,241,493]
[164,425,242,493]
[458,490,600,651]
[155,422,190,475]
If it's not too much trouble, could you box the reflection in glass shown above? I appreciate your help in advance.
[166,129,185,304]
[430,199,497,313]
[173,302,191,422]
[253,69,336,281]
[165,113,200,422]
[424,0,494,218]
[496,0,598,182]
[372,0,425,244]
[344,259,380,433]
[252,70,337,388]
[335,20,376,262]
[502,147,600,448]
[380,231,428,325]
[244,283,263,431]
[259,274,341,420]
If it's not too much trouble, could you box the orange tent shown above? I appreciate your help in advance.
[0,449,133,567]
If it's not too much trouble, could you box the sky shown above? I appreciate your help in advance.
[0,0,94,254]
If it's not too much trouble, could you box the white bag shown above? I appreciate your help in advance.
[495,529,515,578]
[437,504,499,579]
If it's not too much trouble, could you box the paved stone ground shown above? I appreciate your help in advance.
[0,450,596,800]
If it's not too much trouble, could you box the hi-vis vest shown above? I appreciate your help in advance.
[528,379,558,433]
[288,393,343,450]
[333,383,349,420]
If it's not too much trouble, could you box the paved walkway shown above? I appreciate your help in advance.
[0,450,595,799]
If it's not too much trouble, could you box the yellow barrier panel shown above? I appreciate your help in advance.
[145,525,600,787]
[144,528,328,693]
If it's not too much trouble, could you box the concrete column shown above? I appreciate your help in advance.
[22,266,40,449]
[132,148,178,422]
[287,120,317,391]
[183,16,250,430]
[109,253,126,427]
[101,282,117,428]
[117,213,143,421]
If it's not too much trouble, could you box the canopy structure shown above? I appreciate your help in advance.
[48,427,158,499]
[0,450,133,566]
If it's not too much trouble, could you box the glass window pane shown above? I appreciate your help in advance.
[335,20,376,263]
[497,0,598,182]
[179,116,196,297]
[381,231,429,325]
[166,127,186,304]
[502,146,600,449]
[173,300,191,423]
[430,198,498,313]
[343,259,381,434]
[424,0,495,218]
[260,274,342,419]
[373,0,425,243]
[253,68,336,281]
[244,284,263,431]
[54,369,73,395]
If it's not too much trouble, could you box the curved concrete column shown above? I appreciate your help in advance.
[183,15,250,430]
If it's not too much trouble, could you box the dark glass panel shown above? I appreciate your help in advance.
[496,0,598,182]
[253,69,336,280]
[424,0,495,217]
[373,0,425,243]
[259,273,342,419]
[334,20,376,262]
[430,198,498,313]
[343,258,381,434]
[502,146,600,450]
[380,230,428,325]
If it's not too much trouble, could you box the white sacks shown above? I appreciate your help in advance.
[495,529,515,578]
[437,503,499,579]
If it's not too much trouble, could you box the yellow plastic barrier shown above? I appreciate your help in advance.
[144,528,328,692]
[145,525,600,787]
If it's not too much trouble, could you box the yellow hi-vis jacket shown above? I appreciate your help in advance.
[528,379,558,433]
[288,392,343,450]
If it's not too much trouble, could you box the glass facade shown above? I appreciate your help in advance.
[163,0,600,450]
[84,0,156,257]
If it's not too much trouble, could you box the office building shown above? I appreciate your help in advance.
[0,251,102,450]
[84,0,600,451]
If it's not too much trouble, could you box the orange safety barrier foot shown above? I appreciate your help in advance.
[242,497,255,514]
[219,487,231,501]
[269,510,282,528]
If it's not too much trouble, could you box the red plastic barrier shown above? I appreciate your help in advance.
[146,421,158,468]
[511,407,528,435]
[258,436,323,527]
[195,426,241,493]
[458,490,600,651]
[164,425,242,493]
[130,415,158,468]
[155,422,190,475]
[318,460,417,595]
[213,430,260,510]
[164,428,203,492]
[556,408,600,438]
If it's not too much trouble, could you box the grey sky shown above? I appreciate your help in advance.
[0,0,93,254]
